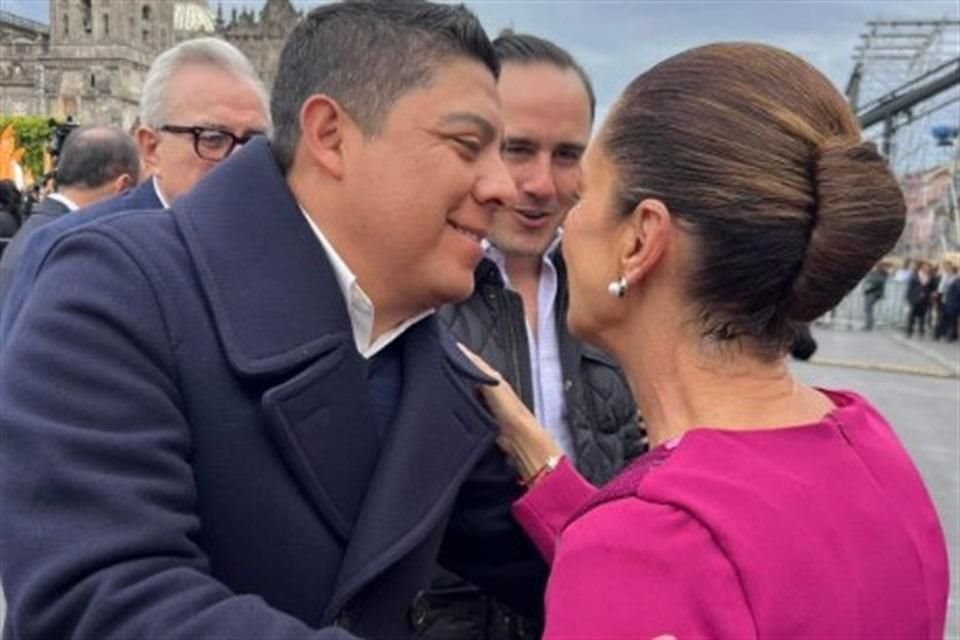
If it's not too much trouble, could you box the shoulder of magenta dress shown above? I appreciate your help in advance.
[512,389,949,639]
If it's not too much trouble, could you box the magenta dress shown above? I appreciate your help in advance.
[514,390,949,639]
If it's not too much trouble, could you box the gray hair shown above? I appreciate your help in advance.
[139,37,271,133]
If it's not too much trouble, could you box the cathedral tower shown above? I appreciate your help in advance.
[43,0,175,127]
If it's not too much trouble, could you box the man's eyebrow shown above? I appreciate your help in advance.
[556,142,587,155]
[503,135,536,147]
[439,112,496,142]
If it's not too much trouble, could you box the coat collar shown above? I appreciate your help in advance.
[171,138,353,376]
[124,179,165,211]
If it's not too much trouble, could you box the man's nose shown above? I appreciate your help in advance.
[520,152,557,203]
[476,152,518,209]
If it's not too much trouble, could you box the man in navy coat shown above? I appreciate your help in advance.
[0,36,270,339]
[0,3,539,639]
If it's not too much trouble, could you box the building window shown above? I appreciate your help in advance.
[63,13,69,36]
[142,5,152,21]
[103,14,109,35]
[81,0,92,34]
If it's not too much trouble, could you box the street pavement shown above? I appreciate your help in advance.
[794,325,959,638]
[1,326,957,635]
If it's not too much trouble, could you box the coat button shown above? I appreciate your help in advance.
[563,379,573,391]
[408,590,429,631]
[335,608,352,631]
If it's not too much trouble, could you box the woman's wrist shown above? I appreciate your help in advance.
[498,414,564,482]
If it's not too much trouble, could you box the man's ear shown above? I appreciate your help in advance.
[111,173,135,194]
[136,126,160,175]
[621,198,672,286]
[298,94,350,180]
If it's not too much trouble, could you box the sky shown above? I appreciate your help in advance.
[4,0,959,125]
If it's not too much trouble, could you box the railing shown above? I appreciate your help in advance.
[819,279,912,330]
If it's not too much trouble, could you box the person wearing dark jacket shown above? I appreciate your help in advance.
[939,263,959,342]
[0,37,270,340]
[0,126,139,305]
[0,4,537,638]
[905,262,937,338]
[862,262,887,331]
[426,32,641,640]
[0,180,22,258]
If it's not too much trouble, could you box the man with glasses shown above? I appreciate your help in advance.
[0,37,269,338]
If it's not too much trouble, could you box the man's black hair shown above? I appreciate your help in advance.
[55,126,140,190]
[271,0,498,171]
[493,29,596,122]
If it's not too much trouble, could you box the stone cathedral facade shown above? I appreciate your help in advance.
[0,0,298,129]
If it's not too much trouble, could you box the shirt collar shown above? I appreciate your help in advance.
[46,192,79,211]
[483,229,563,285]
[152,176,171,209]
[299,207,432,358]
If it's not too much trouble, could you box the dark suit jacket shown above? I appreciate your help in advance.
[0,180,162,340]
[0,139,536,639]
[0,195,70,306]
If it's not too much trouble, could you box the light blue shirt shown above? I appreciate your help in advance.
[485,235,573,459]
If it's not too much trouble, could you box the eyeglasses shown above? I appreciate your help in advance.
[158,125,261,161]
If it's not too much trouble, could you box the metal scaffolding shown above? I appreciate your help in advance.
[847,19,960,259]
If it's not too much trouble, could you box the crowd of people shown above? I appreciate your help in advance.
[0,1,949,639]
[899,259,960,341]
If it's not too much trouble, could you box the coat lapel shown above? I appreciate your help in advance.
[324,321,498,619]
[172,137,353,377]
[172,139,380,540]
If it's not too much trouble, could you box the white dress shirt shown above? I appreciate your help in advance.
[152,177,170,209]
[300,208,432,359]
[485,234,573,459]
[45,192,79,212]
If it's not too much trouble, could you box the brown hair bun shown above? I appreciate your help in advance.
[787,138,905,323]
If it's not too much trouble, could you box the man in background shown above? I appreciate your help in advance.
[0,126,139,296]
[0,36,270,337]
[427,31,642,639]
[862,262,888,331]
[934,261,957,340]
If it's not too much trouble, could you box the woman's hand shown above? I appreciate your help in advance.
[458,343,563,483]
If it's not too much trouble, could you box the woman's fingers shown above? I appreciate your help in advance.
[457,342,502,382]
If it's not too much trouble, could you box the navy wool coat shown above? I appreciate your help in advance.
[0,139,542,639]
[0,178,163,338]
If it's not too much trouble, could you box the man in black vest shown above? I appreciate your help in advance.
[424,32,643,640]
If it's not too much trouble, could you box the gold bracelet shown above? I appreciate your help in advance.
[519,455,562,487]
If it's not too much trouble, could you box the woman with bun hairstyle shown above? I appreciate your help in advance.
[463,43,948,638]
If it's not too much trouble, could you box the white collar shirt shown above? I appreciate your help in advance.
[485,233,573,459]
[300,208,432,359]
[46,192,79,212]
[152,176,170,209]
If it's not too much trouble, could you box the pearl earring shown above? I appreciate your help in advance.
[607,276,627,298]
